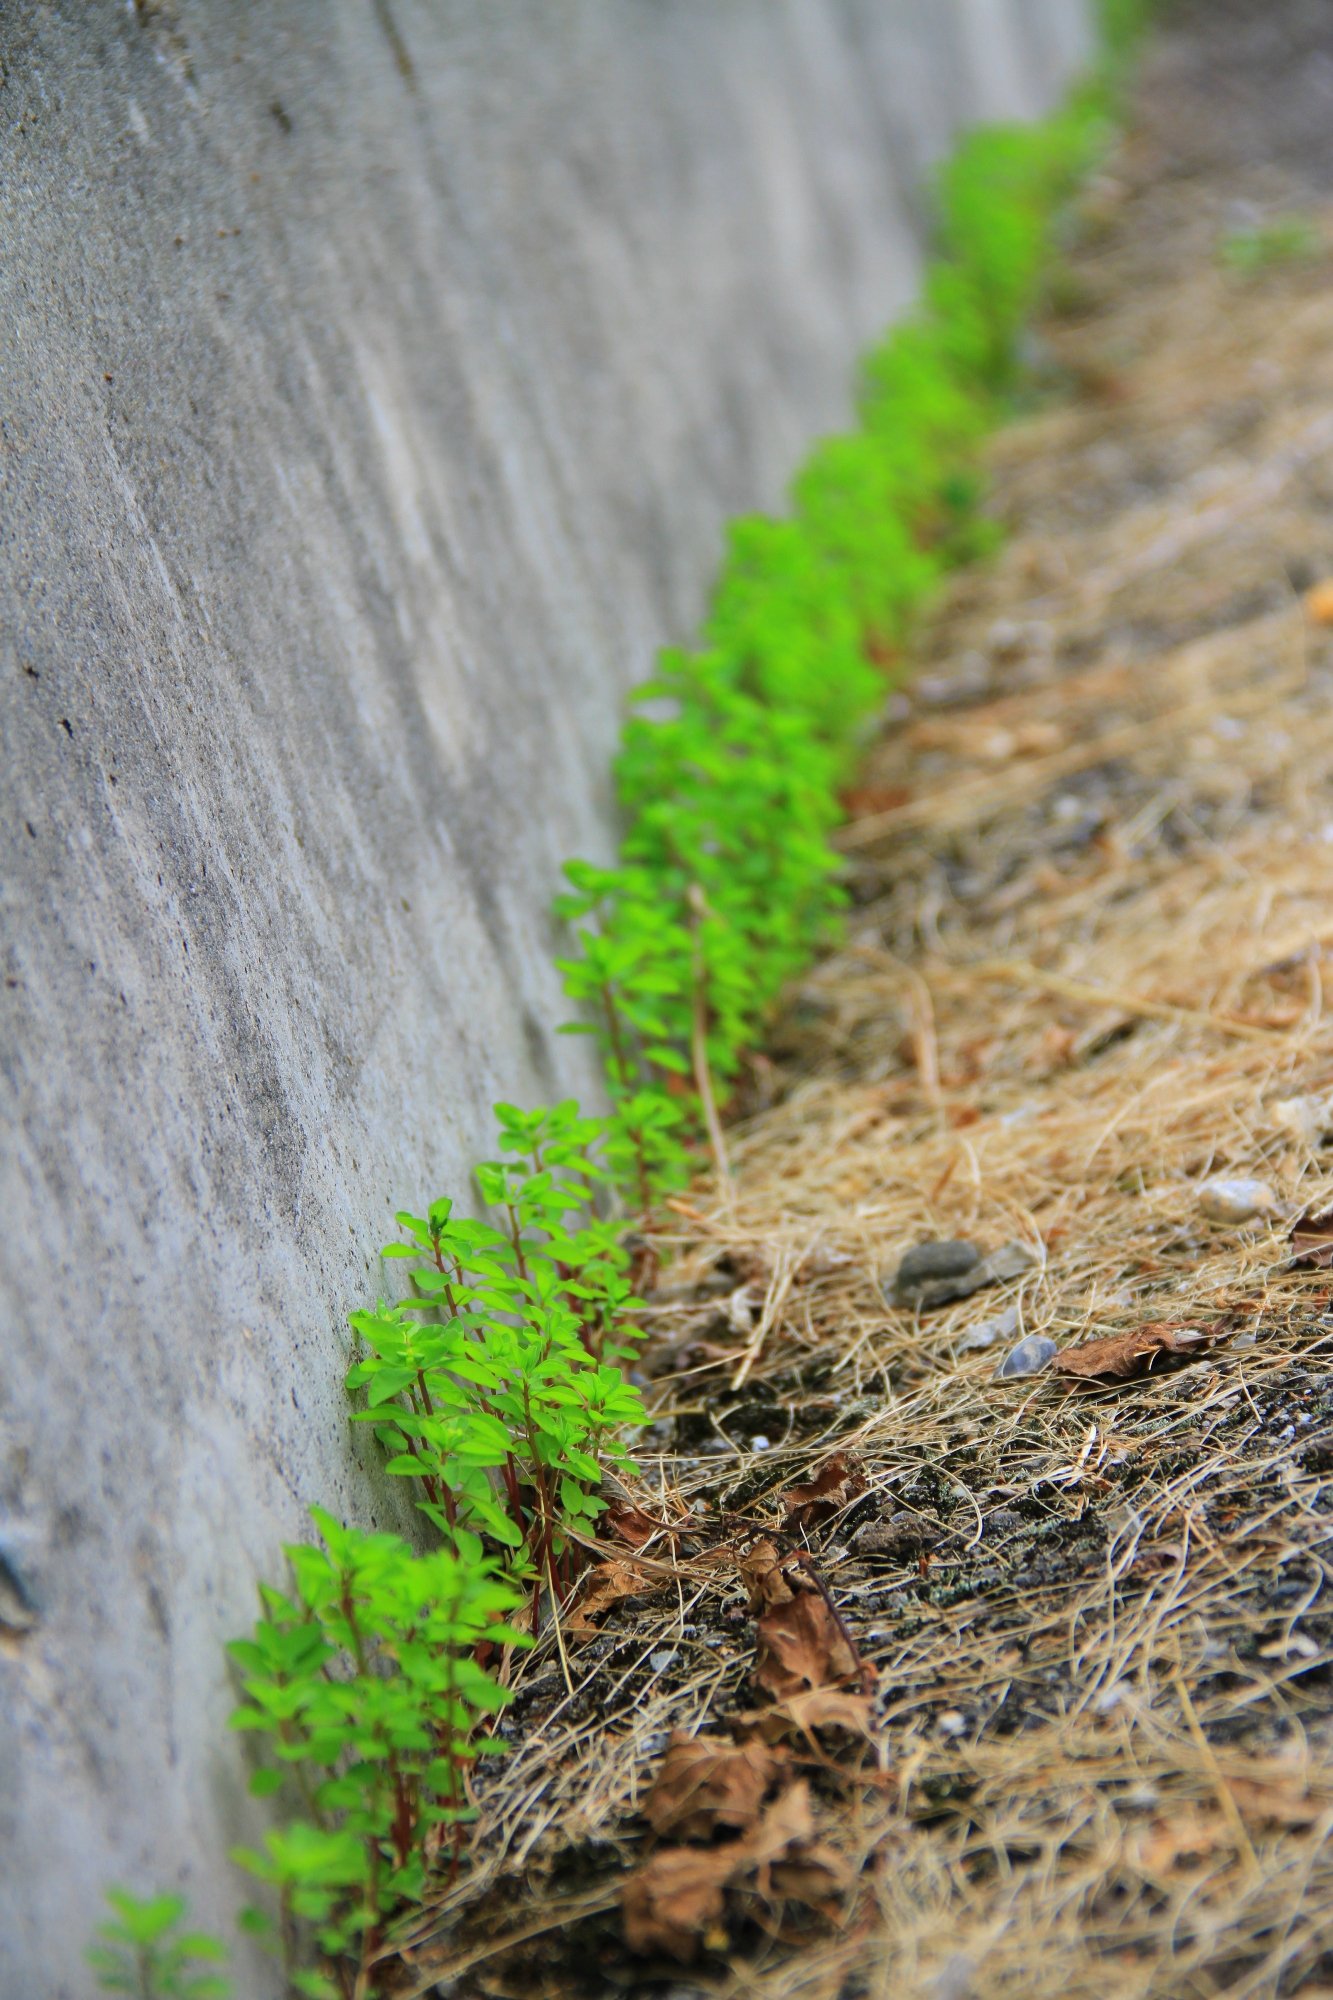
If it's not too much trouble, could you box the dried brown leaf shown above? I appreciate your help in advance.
[738,1537,799,1611]
[755,1591,865,1702]
[566,1558,662,1637]
[1289,1205,1333,1269]
[735,1784,853,1917]
[768,1844,856,1909]
[782,1452,868,1532]
[643,1732,784,1841]
[625,1775,854,1958]
[603,1499,671,1549]
[740,1777,816,1862]
[765,1687,879,1746]
[1051,1320,1212,1381]
[622,1847,727,1962]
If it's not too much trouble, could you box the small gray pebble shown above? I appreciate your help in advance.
[995,1334,1057,1379]
[896,1241,981,1286]
[889,1238,1039,1311]
[889,1239,983,1309]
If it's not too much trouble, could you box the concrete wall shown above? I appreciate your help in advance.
[0,1,1091,1989]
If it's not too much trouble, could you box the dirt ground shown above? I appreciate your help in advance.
[395,10,1333,1997]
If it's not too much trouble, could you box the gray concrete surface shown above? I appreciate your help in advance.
[0,2,1091,1989]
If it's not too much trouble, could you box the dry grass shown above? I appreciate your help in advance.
[394,72,1333,2000]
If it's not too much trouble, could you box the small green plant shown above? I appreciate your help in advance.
[234,1104,650,1996]
[88,1889,229,1999]
[346,1101,647,1597]
[552,99,1108,1202]
[1220,213,1320,276]
[229,1509,528,1998]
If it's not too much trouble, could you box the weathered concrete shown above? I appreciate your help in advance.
[0,1,1091,1988]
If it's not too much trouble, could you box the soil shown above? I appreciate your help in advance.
[391,8,1333,1997]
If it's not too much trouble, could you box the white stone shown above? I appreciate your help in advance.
[1198,1177,1279,1222]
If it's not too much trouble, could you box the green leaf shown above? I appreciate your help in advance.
[101,1889,187,1944]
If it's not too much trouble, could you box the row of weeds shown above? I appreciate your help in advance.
[89,13,1150,1996]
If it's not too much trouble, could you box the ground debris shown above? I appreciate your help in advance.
[781,1452,867,1531]
[565,1556,666,1636]
[1051,1319,1217,1380]
[1289,1204,1333,1268]
[621,1846,727,1961]
[743,1685,879,1747]
[738,1537,800,1612]
[754,1583,872,1702]
[642,1732,785,1840]
[622,1780,851,1962]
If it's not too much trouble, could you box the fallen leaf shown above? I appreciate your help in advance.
[1305,580,1333,626]
[603,1500,672,1549]
[622,1847,727,1961]
[741,1777,816,1859]
[1289,1204,1333,1269]
[756,1591,867,1702]
[624,1776,854,1959]
[566,1558,661,1637]
[763,1687,878,1747]
[841,783,911,818]
[768,1843,855,1909]
[782,1453,868,1532]
[643,1732,784,1841]
[1051,1321,1213,1381]
[738,1537,799,1612]
[735,1783,853,1916]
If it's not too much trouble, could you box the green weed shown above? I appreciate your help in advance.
[346,1101,646,1590]
[1220,213,1321,276]
[554,102,1107,1201]
[228,1509,527,1998]
[88,1889,229,1999]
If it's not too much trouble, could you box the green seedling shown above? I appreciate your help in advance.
[346,1104,646,1601]
[87,1889,229,1999]
[1220,214,1321,276]
[230,1509,528,1998]
[554,100,1107,1200]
